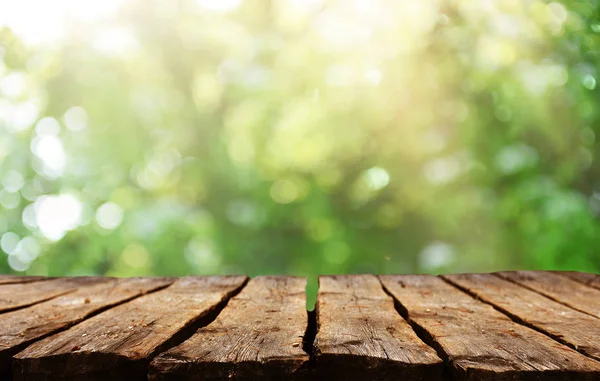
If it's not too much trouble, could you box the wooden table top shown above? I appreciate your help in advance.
[0,271,599,380]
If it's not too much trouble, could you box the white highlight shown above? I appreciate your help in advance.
[419,241,455,270]
[63,106,88,131]
[0,72,27,99]
[364,167,390,191]
[0,0,123,47]
[35,194,83,241]
[196,0,243,13]
[95,202,124,230]
[31,135,67,177]
[1,232,20,254]
[2,170,25,192]
[35,117,61,136]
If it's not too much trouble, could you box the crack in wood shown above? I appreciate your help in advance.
[495,271,600,321]
[441,273,600,363]
[1,273,599,380]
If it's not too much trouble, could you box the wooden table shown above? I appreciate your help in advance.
[0,271,599,380]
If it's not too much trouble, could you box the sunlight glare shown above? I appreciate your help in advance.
[31,135,67,177]
[35,117,62,136]
[92,28,140,57]
[4,102,39,133]
[0,72,27,99]
[196,0,243,13]
[35,194,83,241]
[0,0,123,46]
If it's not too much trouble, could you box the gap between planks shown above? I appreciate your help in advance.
[3,273,600,381]
[2,275,449,380]
[379,274,600,380]
[0,278,175,378]
[496,271,600,320]
[13,276,249,381]
[440,273,600,362]
[377,276,452,377]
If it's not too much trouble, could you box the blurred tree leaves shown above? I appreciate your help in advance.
[0,0,599,285]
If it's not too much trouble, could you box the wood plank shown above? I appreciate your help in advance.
[313,275,443,380]
[149,276,309,381]
[0,275,48,285]
[0,277,173,377]
[380,274,600,381]
[559,271,600,291]
[443,273,600,361]
[497,271,600,319]
[0,277,105,313]
[13,276,247,381]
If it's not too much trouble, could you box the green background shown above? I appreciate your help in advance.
[0,0,599,305]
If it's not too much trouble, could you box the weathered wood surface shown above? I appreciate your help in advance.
[0,277,103,313]
[313,275,443,380]
[559,271,600,290]
[443,273,600,361]
[150,276,309,381]
[380,274,600,381]
[497,271,600,319]
[13,276,247,381]
[0,277,173,377]
[0,276,47,285]
[0,272,599,381]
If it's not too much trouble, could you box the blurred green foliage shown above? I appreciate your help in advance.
[0,0,599,295]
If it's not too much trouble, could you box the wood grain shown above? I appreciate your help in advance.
[149,276,309,381]
[497,271,600,319]
[380,274,600,381]
[313,275,443,381]
[0,277,172,377]
[13,276,247,381]
[0,275,47,285]
[0,277,105,313]
[559,271,600,291]
[443,273,600,361]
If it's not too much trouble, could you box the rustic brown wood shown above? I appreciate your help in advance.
[13,276,247,381]
[443,273,600,361]
[149,276,309,381]
[497,271,600,319]
[0,275,47,285]
[380,274,600,381]
[0,277,104,313]
[313,275,443,380]
[0,277,172,377]
[559,271,600,290]
[0,272,598,380]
